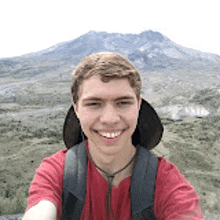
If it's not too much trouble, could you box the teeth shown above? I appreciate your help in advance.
[106,133,111,138]
[99,131,121,138]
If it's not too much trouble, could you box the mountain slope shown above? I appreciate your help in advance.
[1,30,220,77]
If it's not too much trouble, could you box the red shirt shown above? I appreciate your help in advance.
[26,148,204,219]
[80,145,132,220]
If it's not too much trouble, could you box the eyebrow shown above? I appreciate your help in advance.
[82,95,135,102]
[114,96,136,101]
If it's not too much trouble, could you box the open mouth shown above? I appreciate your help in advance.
[95,130,123,139]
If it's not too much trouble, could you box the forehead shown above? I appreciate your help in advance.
[78,76,136,100]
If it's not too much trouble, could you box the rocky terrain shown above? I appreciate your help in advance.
[0,30,220,217]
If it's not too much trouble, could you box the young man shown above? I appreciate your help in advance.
[23,52,204,219]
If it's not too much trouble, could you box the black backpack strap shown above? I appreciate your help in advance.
[60,141,87,220]
[60,189,84,220]
[142,206,157,220]
[131,145,158,220]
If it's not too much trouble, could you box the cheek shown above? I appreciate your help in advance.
[77,112,97,130]
[79,119,91,137]
[125,109,139,127]
[132,110,140,125]
[78,116,90,127]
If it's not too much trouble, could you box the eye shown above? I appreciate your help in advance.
[88,102,97,106]
[117,101,131,107]
[86,102,101,107]
[120,101,128,105]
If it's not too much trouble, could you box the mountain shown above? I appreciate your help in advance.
[36,30,220,69]
[1,30,220,75]
[0,30,220,119]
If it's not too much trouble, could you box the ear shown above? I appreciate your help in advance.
[73,101,79,119]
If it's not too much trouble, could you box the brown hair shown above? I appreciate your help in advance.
[71,52,141,103]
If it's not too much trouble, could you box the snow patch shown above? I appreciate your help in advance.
[158,105,210,120]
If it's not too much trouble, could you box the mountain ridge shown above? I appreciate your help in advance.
[1,30,220,75]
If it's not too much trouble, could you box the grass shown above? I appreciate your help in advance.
[0,110,220,216]
[0,187,27,215]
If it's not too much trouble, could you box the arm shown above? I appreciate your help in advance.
[23,200,56,220]
[24,150,66,219]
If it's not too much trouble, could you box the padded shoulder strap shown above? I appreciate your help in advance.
[60,190,84,220]
[60,141,87,220]
[131,145,158,219]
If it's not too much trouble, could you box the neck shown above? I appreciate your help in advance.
[88,141,136,174]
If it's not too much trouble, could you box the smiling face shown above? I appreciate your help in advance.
[73,75,141,156]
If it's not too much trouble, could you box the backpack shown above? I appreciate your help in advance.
[60,141,158,220]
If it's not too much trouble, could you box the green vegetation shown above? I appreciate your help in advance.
[152,116,220,216]
[0,187,27,215]
[1,115,220,216]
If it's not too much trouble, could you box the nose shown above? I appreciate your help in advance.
[99,104,120,125]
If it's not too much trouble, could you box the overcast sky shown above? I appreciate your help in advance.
[0,0,220,58]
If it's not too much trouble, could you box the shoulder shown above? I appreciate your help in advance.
[34,149,68,178]
[157,157,185,179]
[154,157,204,219]
[29,148,68,186]
[33,149,68,189]
[156,156,195,194]
[26,149,68,218]
[41,149,68,164]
